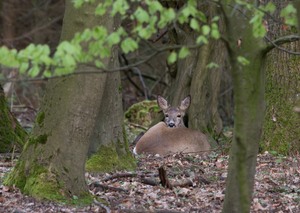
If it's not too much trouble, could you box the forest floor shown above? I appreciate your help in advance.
[0,150,299,213]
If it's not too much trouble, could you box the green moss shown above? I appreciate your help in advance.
[37,134,48,144]
[0,94,27,152]
[262,56,300,154]
[124,100,159,127]
[36,111,45,128]
[24,134,48,151]
[124,100,159,145]
[4,158,93,205]
[86,145,136,172]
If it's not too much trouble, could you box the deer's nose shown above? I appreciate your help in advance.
[168,123,175,128]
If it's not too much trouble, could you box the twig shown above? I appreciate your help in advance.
[264,35,300,55]
[89,182,128,193]
[102,172,137,182]
[93,199,111,213]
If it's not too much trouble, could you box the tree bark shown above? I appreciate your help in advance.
[294,0,300,31]
[262,0,300,154]
[166,3,224,136]
[0,85,27,152]
[4,0,134,202]
[221,2,267,213]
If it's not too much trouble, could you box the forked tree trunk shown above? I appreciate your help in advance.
[165,3,224,136]
[5,0,134,202]
[221,2,267,212]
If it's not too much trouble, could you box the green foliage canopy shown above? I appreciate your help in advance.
[0,0,297,78]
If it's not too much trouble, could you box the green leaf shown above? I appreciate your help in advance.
[237,56,250,66]
[134,7,150,23]
[197,11,207,23]
[28,65,40,77]
[64,55,76,67]
[107,32,121,46]
[206,62,219,69]
[250,12,266,38]
[19,63,29,74]
[112,0,129,16]
[196,35,208,44]
[262,2,276,13]
[167,51,177,65]
[190,18,200,31]
[158,8,175,28]
[92,26,108,40]
[72,0,84,8]
[202,25,210,36]
[178,47,190,59]
[280,4,297,26]
[211,23,220,39]
[43,70,52,78]
[0,47,19,67]
[99,46,111,58]
[95,60,104,68]
[211,16,219,22]
[121,38,138,54]
[95,3,108,16]
[147,0,163,14]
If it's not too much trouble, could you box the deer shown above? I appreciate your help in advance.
[133,95,211,156]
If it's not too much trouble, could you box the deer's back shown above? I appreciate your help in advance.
[135,122,211,156]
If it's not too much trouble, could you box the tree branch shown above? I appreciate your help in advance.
[263,35,300,55]
[0,43,202,83]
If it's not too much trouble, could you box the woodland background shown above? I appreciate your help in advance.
[0,0,299,212]
[0,0,299,154]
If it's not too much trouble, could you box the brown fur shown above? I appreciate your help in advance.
[134,122,211,156]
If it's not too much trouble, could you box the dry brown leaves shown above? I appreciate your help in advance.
[0,151,299,212]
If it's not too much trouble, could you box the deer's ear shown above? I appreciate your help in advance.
[157,95,169,110]
[179,95,191,110]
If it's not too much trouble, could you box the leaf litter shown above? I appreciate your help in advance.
[0,151,299,212]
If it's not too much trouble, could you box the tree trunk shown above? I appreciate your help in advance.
[221,2,267,213]
[4,0,134,202]
[0,85,27,152]
[166,3,224,137]
[294,0,300,31]
[262,0,300,154]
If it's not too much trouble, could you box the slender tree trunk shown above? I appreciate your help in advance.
[4,0,134,202]
[221,2,267,213]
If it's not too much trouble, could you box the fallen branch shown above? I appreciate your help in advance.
[102,172,138,182]
[89,182,128,193]
[141,177,159,186]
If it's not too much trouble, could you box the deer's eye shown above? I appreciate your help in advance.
[177,114,181,118]
[165,114,169,117]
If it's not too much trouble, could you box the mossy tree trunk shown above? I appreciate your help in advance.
[220,2,267,212]
[5,0,134,202]
[0,85,27,152]
[262,0,300,154]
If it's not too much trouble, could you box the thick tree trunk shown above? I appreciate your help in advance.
[0,85,27,152]
[221,2,267,213]
[4,0,134,202]
[262,0,300,154]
